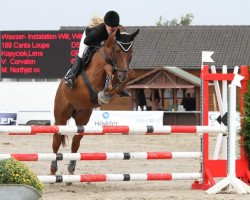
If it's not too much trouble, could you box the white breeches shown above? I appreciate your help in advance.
[78,31,89,58]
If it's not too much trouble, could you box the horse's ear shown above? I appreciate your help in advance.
[130,29,139,41]
[105,29,117,49]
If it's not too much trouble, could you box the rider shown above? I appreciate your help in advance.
[64,10,131,97]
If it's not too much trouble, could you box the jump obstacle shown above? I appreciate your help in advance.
[0,65,250,194]
[0,125,227,135]
[200,65,250,194]
[0,152,202,161]
[38,173,203,183]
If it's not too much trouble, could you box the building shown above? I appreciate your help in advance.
[61,25,250,124]
[1,26,249,125]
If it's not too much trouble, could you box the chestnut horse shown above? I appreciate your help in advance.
[51,28,139,176]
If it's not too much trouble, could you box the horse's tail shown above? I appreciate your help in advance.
[89,16,104,28]
[61,135,66,147]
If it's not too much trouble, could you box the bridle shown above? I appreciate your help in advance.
[103,45,119,73]
[99,42,132,74]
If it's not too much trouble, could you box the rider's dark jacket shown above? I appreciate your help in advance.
[84,23,109,46]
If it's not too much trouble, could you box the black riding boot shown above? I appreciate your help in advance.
[119,87,131,97]
[64,55,82,89]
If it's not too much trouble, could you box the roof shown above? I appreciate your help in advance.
[61,26,250,69]
[164,67,201,86]
[128,84,195,89]
[127,67,200,88]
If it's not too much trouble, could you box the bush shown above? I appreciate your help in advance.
[0,158,44,193]
[243,71,250,167]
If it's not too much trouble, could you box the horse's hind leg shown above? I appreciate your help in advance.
[67,109,92,175]
[51,122,68,175]
[51,84,73,175]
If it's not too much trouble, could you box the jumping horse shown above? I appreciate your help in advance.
[51,28,139,176]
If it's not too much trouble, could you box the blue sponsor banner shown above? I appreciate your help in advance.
[0,112,17,125]
[87,111,163,126]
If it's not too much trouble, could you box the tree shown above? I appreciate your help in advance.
[155,16,164,26]
[180,14,194,26]
[243,68,250,167]
[156,13,194,26]
[156,16,178,26]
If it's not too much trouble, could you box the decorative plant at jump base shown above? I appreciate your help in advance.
[0,158,44,194]
[243,67,250,168]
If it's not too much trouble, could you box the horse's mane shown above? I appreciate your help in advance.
[89,16,104,28]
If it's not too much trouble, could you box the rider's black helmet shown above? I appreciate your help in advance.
[104,11,120,27]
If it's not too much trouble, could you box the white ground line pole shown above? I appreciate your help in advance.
[206,84,250,194]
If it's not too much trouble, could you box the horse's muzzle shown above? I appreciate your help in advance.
[118,70,128,83]
[116,68,128,83]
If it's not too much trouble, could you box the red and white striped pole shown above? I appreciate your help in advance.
[0,151,202,161]
[0,125,228,135]
[38,173,202,183]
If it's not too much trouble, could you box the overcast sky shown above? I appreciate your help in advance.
[0,0,249,30]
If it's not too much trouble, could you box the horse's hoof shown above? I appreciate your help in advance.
[68,160,76,174]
